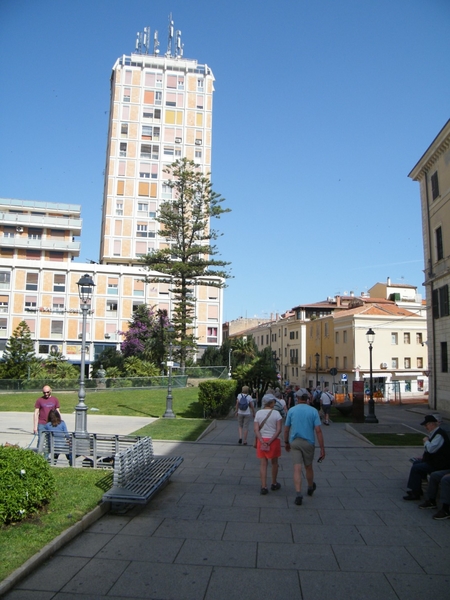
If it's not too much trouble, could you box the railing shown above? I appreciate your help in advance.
[0,376,188,392]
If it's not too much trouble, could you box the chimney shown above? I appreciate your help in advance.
[387,276,391,285]
[336,295,341,307]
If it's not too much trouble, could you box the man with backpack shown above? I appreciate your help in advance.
[235,385,255,445]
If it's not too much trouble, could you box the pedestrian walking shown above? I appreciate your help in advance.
[284,391,325,506]
[320,387,334,425]
[235,385,255,445]
[253,394,282,495]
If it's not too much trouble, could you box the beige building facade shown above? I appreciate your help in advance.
[409,119,450,413]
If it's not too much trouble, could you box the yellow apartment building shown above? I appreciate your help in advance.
[409,119,450,412]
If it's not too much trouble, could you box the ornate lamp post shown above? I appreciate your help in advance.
[228,348,233,379]
[315,352,320,386]
[365,328,379,423]
[163,326,176,418]
[75,274,95,436]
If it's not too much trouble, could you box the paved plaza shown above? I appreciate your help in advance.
[1,404,450,599]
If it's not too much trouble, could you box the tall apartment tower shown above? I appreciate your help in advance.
[100,23,215,265]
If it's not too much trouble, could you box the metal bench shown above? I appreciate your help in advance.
[38,432,142,467]
[102,437,183,506]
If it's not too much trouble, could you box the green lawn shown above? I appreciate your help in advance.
[0,468,109,583]
[363,433,424,446]
[0,387,203,419]
[133,418,211,441]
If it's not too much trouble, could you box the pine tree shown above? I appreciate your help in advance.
[2,321,37,379]
[140,158,230,369]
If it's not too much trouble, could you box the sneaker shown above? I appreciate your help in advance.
[271,482,281,491]
[238,439,242,445]
[307,482,317,496]
[403,491,422,501]
[432,508,450,520]
[419,499,437,510]
[260,487,268,495]
[294,496,303,506]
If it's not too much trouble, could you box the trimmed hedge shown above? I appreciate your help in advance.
[198,379,236,418]
[0,445,56,524]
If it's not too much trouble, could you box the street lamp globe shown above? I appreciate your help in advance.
[77,274,95,303]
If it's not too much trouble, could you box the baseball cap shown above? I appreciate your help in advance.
[421,415,438,426]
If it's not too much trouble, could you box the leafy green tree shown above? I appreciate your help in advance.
[119,304,168,369]
[123,356,159,377]
[91,347,124,375]
[234,347,278,400]
[140,158,230,369]
[232,336,257,365]
[43,349,79,380]
[1,321,37,379]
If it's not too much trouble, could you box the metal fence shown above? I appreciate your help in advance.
[0,366,227,392]
[0,376,187,392]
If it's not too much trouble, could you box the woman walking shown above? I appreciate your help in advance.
[254,393,282,495]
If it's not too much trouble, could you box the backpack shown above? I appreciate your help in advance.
[238,394,249,411]
[274,399,286,418]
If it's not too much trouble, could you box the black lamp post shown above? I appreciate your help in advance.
[228,348,233,379]
[365,328,378,423]
[163,326,176,418]
[75,274,95,436]
[315,352,320,386]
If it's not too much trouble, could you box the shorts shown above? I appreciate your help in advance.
[256,437,281,459]
[290,437,315,466]
[238,413,252,430]
[322,404,331,415]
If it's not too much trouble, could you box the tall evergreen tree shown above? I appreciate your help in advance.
[2,321,37,379]
[140,158,231,369]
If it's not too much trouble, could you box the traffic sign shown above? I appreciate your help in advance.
[330,368,337,376]
[341,373,348,381]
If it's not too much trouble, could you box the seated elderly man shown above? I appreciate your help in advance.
[403,415,450,501]
[419,470,450,520]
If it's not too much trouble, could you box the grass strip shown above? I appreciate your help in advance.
[0,388,203,418]
[362,433,424,446]
[0,468,110,582]
[132,418,211,441]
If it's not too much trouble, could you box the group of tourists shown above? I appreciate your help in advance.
[236,383,450,519]
[235,385,325,504]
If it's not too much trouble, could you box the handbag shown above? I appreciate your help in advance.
[253,409,274,448]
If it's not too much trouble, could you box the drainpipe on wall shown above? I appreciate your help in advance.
[424,170,437,410]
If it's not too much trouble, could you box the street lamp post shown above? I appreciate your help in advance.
[365,328,378,423]
[315,353,320,387]
[228,348,233,379]
[75,274,95,436]
[163,326,176,418]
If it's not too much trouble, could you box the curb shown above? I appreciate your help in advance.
[345,423,374,444]
[196,419,217,441]
[0,501,110,597]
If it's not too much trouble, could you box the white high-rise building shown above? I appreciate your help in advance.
[100,24,215,265]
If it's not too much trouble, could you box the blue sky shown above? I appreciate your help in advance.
[1,0,449,322]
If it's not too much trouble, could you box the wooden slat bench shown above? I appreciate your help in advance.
[102,437,183,506]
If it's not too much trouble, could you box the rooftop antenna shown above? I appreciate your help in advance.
[143,26,150,54]
[153,30,160,55]
[135,31,141,53]
[176,30,183,57]
[166,13,174,57]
